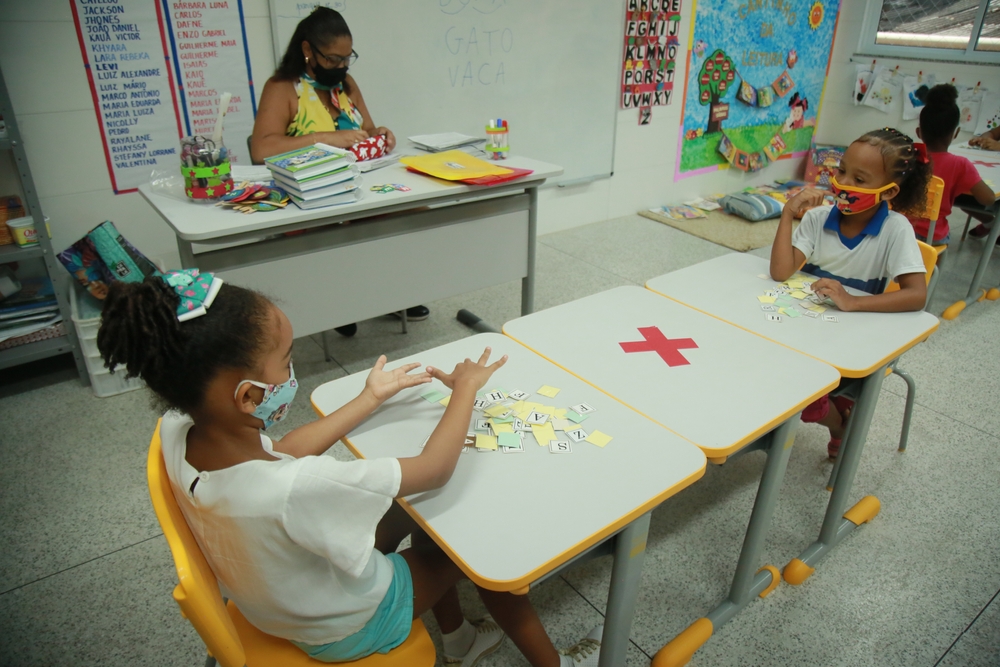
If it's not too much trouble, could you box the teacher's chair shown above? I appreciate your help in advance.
[146,420,436,667]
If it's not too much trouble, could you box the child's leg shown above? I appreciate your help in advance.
[816,399,844,440]
[401,543,561,667]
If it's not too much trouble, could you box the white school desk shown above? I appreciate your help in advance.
[310,333,706,667]
[942,145,1000,320]
[645,253,939,595]
[138,156,562,337]
[502,286,840,667]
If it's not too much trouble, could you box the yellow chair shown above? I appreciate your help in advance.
[146,421,437,667]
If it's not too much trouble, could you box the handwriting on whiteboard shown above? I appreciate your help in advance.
[440,0,507,15]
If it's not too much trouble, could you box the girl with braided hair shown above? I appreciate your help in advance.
[770,127,930,460]
[97,276,605,667]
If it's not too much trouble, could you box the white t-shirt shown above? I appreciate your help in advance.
[792,203,925,295]
[160,411,402,645]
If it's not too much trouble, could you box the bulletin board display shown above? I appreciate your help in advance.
[675,0,840,180]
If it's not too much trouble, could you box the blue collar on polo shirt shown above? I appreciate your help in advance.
[823,200,889,250]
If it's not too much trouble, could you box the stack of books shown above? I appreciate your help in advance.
[265,144,363,210]
[0,277,62,344]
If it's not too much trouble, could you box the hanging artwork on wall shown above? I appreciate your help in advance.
[620,0,685,124]
[675,0,841,179]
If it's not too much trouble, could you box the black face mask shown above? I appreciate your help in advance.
[311,61,348,89]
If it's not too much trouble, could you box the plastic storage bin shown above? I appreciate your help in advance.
[70,284,144,398]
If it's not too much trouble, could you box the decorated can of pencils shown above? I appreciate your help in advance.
[485,119,509,160]
[180,135,233,201]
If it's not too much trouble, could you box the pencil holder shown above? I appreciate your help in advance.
[180,136,233,200]
[485,121,509,160]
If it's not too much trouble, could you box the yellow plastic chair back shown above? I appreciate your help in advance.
[883,240,937,293]
[147,420,436,667]
[922,175,945,223]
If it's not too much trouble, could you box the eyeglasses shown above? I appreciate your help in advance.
[310,44,358,68]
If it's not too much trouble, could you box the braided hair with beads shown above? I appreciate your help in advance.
[853,127,933,216]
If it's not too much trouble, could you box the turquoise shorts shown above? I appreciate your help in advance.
[292,552,414,662]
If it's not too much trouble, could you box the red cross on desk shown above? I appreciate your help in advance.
[619,326,698,366]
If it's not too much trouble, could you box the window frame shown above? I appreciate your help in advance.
[857,0,1000,65]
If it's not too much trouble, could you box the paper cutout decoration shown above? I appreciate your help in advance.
[619,326,698,366]
[861,66,901,113]
[854,63,874,106]
[902,74,935,121]
[959,85,988,133]
[975,92,1000,134]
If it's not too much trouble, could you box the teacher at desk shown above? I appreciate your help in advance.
[251,7,428,334]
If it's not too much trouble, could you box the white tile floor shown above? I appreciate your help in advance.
[2,212,999,667]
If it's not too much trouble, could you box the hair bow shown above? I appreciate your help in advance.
[161,269,224,321]
[913,142,930,164]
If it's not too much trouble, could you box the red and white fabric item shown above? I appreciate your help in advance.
[349,135,388,162]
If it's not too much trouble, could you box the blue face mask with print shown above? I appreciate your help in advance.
[236,363,298,430]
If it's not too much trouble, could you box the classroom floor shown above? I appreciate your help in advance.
[2,211,1000,667]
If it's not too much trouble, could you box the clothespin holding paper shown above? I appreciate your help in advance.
[975,81,981,93]
[917,70,923,84]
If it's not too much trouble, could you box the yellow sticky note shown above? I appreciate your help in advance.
[484,404,509,418]
[438,395,451,407]
[531,423,557,446]
[537,385,561,398]
[553,408,568,419]
[758,295,776,304]
[510,401,526,413]
[523,401,544,412]
[786,280,805,289]
[536,405,555,416]
[586,430,613,448]
[805,304,827,313]
[475,434,498,451]
[789,290,809,300]
[778,307,789,315]
[492,422,514,434]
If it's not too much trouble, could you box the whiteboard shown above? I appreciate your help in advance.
[268,0,621,184]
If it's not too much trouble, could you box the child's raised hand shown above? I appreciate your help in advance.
[364,355,431,403]
[426,347,508,392]
[785,187,827,217]
[812,277,856,311]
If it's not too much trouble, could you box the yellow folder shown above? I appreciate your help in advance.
[400,150,513,180]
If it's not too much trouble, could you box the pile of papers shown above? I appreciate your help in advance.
[0,277,62,344]
[408,133,484,152]
[264,143,363,210]
[756,272,839,323]
[420,385,613,454]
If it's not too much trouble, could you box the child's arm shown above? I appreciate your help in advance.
[274,356,431,458]
[396,348,507,497]
[970,179,997,208]
[813,272,926,312]
[770,188,824,281]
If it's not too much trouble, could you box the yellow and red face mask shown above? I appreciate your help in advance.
[830,176,896,215]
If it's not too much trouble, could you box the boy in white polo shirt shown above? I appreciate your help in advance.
[771,127,930,459]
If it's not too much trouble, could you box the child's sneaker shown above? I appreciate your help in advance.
[443,617,504,667]
[559,625,603,666]
[827,438,841,461]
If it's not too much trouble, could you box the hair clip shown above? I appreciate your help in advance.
[913,142,930,164]
[161,269,224,321]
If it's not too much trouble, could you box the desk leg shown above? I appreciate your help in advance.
[943,206,1000,320]
[521,186,538,316]
[654,418,797,667]
[177,238,196,269]
[600,512,651,667]
[784,366,887,586]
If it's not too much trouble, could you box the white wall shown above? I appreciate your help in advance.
[2,0,992,269]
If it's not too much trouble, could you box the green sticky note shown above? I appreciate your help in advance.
[775,296,794,307]
[566,410,589,424]
[492,415,514,424]
[498,432,520,448]
[421,390,446,403]
[784,307,802,318]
